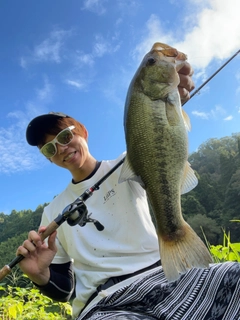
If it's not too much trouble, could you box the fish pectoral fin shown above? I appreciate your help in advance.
[182,109,191,131]
[166,92,191,130]
[118,155,145,187]
[181,162,198,194]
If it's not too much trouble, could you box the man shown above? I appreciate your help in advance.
[17,62,240,319]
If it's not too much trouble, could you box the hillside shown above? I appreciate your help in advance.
[0,133,240,285]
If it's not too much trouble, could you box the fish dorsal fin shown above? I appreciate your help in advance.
[181,161,198,194]
[118,155,145,187]
[182,108,191,131]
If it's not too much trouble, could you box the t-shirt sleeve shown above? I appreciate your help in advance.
[33,261,75,302]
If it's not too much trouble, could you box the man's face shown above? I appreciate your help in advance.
[42,128,90,173]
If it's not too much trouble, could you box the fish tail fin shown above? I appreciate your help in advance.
[159,222,213,282]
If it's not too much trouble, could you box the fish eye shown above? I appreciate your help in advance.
[147,58,156,65]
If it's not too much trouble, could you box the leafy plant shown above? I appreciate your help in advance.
[209,224,240,263]
[0,285,72,320]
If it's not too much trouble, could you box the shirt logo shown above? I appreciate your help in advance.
[103,189,116,203]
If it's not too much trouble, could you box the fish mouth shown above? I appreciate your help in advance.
[151,43,188,60]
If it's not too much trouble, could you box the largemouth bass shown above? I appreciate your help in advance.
[119,42,212,281]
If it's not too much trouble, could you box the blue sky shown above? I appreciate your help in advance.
[1,0,240,214]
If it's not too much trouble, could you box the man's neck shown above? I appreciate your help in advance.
[72,157,99,183]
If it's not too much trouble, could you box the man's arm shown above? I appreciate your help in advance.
[34,261,75,302]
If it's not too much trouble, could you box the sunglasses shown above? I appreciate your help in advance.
[40,125,75,158]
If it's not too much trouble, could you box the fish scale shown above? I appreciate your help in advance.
[119,42,213,281]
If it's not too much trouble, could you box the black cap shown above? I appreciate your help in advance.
[26,112,70,146]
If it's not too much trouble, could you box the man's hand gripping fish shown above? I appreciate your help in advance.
[119,42,213,282]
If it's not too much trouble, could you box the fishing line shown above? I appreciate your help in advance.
[1,49,239,281]
[182,49,240,106]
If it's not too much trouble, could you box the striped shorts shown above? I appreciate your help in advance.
[79,262,240,320]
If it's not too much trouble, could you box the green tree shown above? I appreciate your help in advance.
[182,194,206,217]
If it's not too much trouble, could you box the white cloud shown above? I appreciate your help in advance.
[74,34,120,69]
[236,70,240,81]
[82,0,107,15]
[224,115,233,121]
[36,77,53,101]
[20,29,72,68]
[192,110,209,119]
[116,0,141,13]
[20,57,27,69]
[175,0,240,69]
[210,105,226,118]
[133,14,174,62]
[34,30,69,63]
[76,52,95,66]
[135,0,240,70]
[0,115,43,174]
[192,104,228,120]
[115,18,122,26]
[102,85,124,108]
[19,27,120,96]
[66,79,85,89]
[93,40,108,57]
[0,79,55,174]
[93,34,120,57]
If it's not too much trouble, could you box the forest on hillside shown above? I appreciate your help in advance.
[0,133,240,287]
[182,133,240,244]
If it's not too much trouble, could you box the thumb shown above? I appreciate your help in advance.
[47,231,57,252]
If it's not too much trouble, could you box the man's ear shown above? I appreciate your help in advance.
[83,127,88,140]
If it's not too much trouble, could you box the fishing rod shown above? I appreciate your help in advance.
[182,49,240,106]
[0,156,125,282]
[1,49,238,281]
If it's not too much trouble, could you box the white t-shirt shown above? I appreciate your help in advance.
[41,153,160,316]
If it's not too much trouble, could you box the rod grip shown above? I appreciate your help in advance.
[0,220,60,281]
[0,265,11,282]
[39,220,59,241]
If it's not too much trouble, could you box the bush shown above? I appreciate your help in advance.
[0,286,72,320]
[209,221,240,262]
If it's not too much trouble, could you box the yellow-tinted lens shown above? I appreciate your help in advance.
[41,143,57,158]
[40,125,75,158]
[57,129,73,145]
